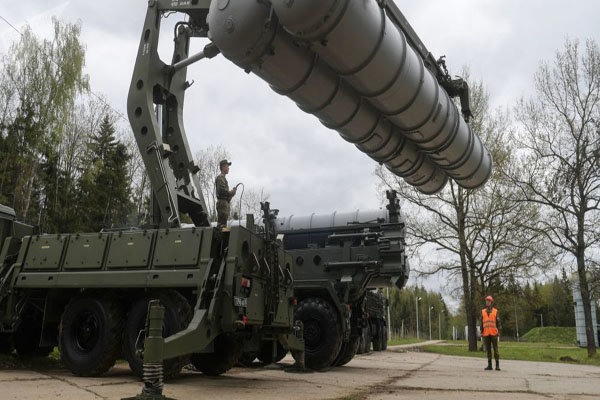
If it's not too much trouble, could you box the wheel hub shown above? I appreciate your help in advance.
[72,311,100,353]
[303,319,321,346]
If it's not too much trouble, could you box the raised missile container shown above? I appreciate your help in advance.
[207,0,492,194]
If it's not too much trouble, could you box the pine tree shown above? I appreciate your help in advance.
[76,116,132,231]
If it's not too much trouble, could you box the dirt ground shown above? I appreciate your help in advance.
[1,342,599,400]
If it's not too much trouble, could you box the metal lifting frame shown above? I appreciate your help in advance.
[127,0,217,229]
[383,1,473,121]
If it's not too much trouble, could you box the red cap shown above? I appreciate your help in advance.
[485,296,494,303]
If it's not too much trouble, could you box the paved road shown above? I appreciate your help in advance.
[1,346,598,399]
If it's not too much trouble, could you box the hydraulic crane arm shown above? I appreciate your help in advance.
[382,1,473,121]
[127,0,216,228]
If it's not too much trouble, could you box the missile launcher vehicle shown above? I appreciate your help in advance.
[0,0,490,398]
[0,201,302,380]
[273,190,405,369]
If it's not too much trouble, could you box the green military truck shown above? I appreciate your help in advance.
[271,191,407,369]
[236,191,406,369]
[0,201,302,379]
[0,0,307,388]
[357,290,390,354]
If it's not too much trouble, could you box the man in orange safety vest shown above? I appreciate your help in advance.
[481,295,501,370]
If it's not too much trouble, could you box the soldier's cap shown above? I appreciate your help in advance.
[219,159,232,167]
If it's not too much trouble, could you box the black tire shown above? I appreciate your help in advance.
[294,297,342,370]
[257,341,287,364]
[372,322,383,351]
[0,333,14,355]
[123,290,192,380]
[59,295,124,376]
[382,323,388,350]
[333,335,360,366]
[190,333,242,376]
[238,351,258,367]
[14,306,53,358]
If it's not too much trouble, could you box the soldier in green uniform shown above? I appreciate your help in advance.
[215,159,237,228]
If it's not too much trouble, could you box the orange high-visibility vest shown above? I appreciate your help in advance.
[482,308,498,336]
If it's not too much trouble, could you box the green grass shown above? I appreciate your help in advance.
[0,347,62,370]
[387,337,427,346]
[522,327,577,345]
[423,340,600,366]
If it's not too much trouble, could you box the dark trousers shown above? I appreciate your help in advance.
[483,335,499,362]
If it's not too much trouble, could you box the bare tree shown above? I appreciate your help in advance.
[512,39,600,356]
[231,186,270,221]
[376,78,545,351]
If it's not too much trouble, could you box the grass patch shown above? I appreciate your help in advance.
[387,337,427,346]
[423,341,600,366]
[0,347,63,370]
[522,327,577,345]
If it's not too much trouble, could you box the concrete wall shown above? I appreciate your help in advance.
[572,275,599,347]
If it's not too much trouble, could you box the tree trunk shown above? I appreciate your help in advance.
[456,187,477,351]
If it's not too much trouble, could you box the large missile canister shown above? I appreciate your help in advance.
[275,209,391,232]
[207,0,448,194]
[271,0,492,189]
[275,208,408,291]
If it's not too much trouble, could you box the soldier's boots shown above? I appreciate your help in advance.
[495,360,500,371]
[485,360,493,370]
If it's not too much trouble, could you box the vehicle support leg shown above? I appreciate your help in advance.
[123,300,175,400]
[282,320,307,372]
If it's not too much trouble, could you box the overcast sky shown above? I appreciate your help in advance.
[1,1,598,303]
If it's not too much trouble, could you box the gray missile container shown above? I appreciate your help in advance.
[207,0,492,193]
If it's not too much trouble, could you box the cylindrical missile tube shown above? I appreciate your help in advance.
[271,0,492,189]
[207,0,448,194]
[275,208,408,291]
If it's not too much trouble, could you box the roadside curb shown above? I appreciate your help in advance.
[387,340,445,352]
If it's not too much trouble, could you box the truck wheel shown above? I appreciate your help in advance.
[59,295,124,376]
[333,335,360,366]
[372,323,383,351]
[14,307,53,358]
[190,333,242,375]
[0,333,14,355]
[257,341,287,364]
[238,351,258,367]
[123,290,192,380]
[295,297,342,370]
[382,323,388,350]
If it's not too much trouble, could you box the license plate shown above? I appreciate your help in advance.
[234,296,248,308]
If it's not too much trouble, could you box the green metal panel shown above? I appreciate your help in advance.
[23,235,67,271]
[246,279,265,323]
[106,231,154,269]
[14,270,201,289]
[273,287,291,327]
[63,233,109,270]
[153,228,202,267]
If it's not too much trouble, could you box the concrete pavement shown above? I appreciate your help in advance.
[0,347,598,399]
